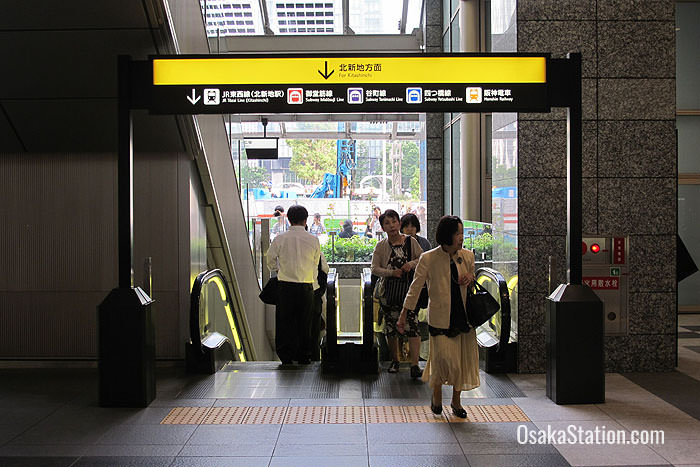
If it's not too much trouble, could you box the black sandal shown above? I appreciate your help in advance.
[388,360,400,373]
[431,396,443,415]
[451,404,467,419]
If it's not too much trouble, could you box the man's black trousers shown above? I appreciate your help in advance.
[275,281,313,363]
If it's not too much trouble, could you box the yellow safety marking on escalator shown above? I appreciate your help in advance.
[202,406,249,424]
[284,406,326,424]
[159,404,530,424]
[325,406,365,424]
[161,407,211,424]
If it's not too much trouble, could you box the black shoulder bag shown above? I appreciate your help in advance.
[406,237,429,309]
[466,281,500,327]
[259,277,280,305]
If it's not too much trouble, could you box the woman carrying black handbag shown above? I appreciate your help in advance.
[398,215,480,419]
[370,209,423,377]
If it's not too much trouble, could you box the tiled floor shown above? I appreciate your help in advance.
[1,362,699,466]
[678,314,700,382]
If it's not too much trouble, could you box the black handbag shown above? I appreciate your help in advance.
[382,276,411,307]
[259,277,279,305]
[406,237,429,309]
[466,281,500,327]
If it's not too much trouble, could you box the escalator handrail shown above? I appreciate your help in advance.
[475,267,512,351]
[324,268,338,352]
[189,268,233,354]
[362,267,374,352]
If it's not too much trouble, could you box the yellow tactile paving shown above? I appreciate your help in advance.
[202,406,249,424]
[284,406,326,424]
[442,404,490,423]
[159,404,529,424]
[325,406,365,424]
[402,405,446,423]
[480,404,530,422]
[161,407,210,424]
[365,405,406,423]
[243,406,287,424]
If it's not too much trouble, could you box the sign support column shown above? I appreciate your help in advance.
[98,56,155,408]
[546,53,604,405]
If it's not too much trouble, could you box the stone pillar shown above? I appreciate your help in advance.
[517,0,676,372]
[425,0,444,243]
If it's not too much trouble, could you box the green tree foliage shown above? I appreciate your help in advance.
[401,141,420,199]
[287,139,337,185]
[240,164,270,189]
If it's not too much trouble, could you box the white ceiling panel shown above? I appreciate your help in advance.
[0,0,151,30]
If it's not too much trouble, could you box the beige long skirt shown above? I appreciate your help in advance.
[421,328,481,391]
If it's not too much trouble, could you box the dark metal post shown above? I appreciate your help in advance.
[118,55,134,288]
[98,56,155,408]
[546,53,604,405]
[567,53,583,284]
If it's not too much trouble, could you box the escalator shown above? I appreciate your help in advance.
[474,267,518,373]
[186,262,517,375]
[321,268,378,373]
[186,269,249,374]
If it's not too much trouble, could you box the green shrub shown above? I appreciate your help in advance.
[322,235,378,262]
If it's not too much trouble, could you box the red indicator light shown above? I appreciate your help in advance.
[582,242,587,255]
[591,243,601,253]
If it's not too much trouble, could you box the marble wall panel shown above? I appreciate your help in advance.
[583,120,598,178]
[582,78,598,121]
[426,25,442,48]
[628,292,676,335]
[518,235,567,293]
[426,0,442,26]
[598,121,677,178]
[598,21,675,78]
[628,235,676,293]
[518,0,595,21]
[518,120,567,178]
[598,79,676,120]
[604,334,675,372]
[598,178,676,235]
[517,292,549,335]
[427,112,443,139]
[518,334,546,373]
[583,177,598,235]
[518,21,597,77]
[518,178,567,236]
[598,1,675,21]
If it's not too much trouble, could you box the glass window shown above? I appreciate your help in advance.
[679,185,700,305]
[450,17,460,52]
[451,120,461,216]
[677,2,700,109]
[443,0,450,31]
[444,127,451,214]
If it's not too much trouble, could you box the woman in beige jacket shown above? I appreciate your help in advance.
[398,215,480,418]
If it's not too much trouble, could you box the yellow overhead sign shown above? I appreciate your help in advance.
[153,56,547,86]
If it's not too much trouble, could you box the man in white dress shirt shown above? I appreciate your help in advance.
[266,205,322,364]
